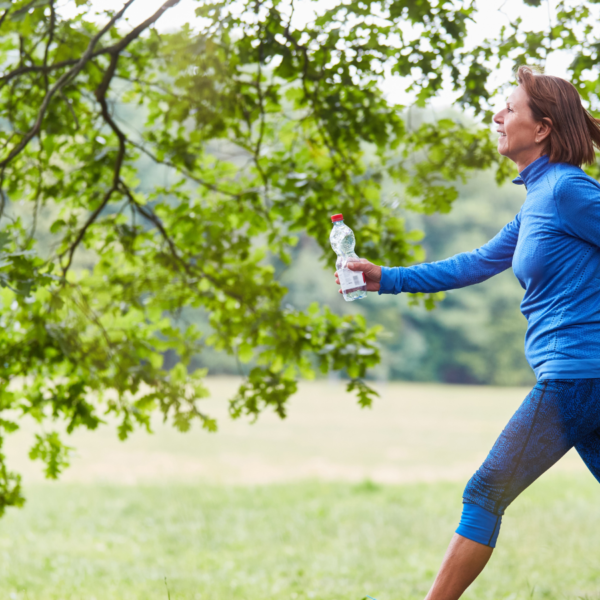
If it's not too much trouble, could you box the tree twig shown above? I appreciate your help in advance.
[60,50,126,277]
[59,91,80,130]
[126,138,242,199]
[0,0,136,170]
[42,0,56,92]
[0,0,182,88]
[0,8,10,31]
[120,181,251,309]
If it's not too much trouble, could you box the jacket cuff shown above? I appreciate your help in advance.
[378,266,404,295]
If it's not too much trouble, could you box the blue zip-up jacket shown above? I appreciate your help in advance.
[380,154,600,380]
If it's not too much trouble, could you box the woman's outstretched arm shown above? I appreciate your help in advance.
[367,214,521,295]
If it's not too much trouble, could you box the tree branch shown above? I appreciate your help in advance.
[120,182,194,278]
[0,0,136,170]
[120,181,251,309]
[126,138,243,199]
[0,8,9,31]
[58,0,180,276]
[9,0,186,269]
[60,51,126,277]
[106,0,181,57]
[12,1,40,18]
[42,0,56,92]
[70,287,116,357]
[59,90,80,131]
[0,0,182,88]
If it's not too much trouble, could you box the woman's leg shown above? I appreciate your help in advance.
[424,534,493,600]
[575,427,600,481]
[424,379,600,600]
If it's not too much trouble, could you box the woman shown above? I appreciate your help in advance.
[337,66,600,599]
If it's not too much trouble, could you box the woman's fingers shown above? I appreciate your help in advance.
[335,260,381,294]
[334,272,343,293]
[346,259,382,282]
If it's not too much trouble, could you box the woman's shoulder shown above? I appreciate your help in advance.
[550,162,600,195]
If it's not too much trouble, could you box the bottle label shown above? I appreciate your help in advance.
[338,268,366,292]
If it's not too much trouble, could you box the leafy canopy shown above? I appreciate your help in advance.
[0,0,595,511]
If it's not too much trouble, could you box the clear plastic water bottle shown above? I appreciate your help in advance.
[330,213,367,301]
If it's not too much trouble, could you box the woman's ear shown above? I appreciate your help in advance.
[536,117,553,144]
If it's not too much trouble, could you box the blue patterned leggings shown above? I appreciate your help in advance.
[457,379,600,547]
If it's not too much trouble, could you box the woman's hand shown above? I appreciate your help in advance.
[335,259,382,294]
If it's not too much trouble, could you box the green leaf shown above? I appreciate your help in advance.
[238,343,253,364]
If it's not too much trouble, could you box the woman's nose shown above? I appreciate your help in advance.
[493,110,504,125]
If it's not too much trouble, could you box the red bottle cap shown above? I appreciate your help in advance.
[331,214,344,222]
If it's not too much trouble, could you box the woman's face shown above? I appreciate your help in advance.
[493,85,549,171]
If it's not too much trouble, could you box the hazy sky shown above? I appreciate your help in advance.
[83,0,575,115]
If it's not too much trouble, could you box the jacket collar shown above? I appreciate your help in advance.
[512,154,551,188]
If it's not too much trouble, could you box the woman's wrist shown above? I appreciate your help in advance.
[378,266,404,295]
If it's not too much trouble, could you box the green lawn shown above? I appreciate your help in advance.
[1,474,600,599]
[1,380,599,599]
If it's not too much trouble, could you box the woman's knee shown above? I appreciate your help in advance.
[462,465,507,514]
[456,471,506,548]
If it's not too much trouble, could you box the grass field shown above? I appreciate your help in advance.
[1,379,599,599]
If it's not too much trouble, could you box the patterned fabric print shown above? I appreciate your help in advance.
[463,378,600,515]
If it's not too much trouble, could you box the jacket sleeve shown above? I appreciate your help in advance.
[554,174,600,247]
[379,214,521,295]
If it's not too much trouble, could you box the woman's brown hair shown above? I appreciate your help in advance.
[517,65,600,166]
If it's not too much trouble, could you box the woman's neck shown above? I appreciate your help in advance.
[516,149,547,173]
